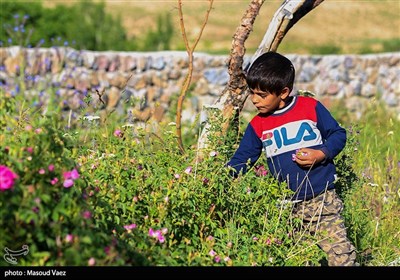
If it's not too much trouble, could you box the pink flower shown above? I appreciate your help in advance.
[65,234,74,243]
[184,166,192,174]
[51,177,59,185]
[70,169,80,179]
[209,250,216,257]
[88,257,96,266]
[124,224,137,231]
[82,210,92,219]
[48,164,55,172]
[63,179,74,188]
[63,171,71,180]
[38,168,45,174]
[63,168,80,180]
[62,168,80,188]
[158,235,165,243]
[0,165,18,191]
[148,228,166,243]
[26,147,33,154]
[255,165,268,176]
[113,129,123,138]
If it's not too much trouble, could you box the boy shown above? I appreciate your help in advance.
[227,52,357,266]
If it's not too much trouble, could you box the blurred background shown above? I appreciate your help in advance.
[1,0,399,54]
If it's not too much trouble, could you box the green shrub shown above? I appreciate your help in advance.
[0,0,137,51]
[0,91,143,266]
[141,12,174,51]
[74,111,323,266]
[1,85,325,265]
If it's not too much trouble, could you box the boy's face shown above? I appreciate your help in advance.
[249,88,289,114]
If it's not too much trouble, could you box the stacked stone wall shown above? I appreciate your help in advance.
[1,47,399,122]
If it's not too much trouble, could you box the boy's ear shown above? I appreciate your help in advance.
[280,87,291,99]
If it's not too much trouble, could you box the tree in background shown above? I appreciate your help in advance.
[141,13,174,51]
[0,0,179,51]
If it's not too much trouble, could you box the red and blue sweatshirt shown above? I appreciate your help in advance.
[227,95,346,201]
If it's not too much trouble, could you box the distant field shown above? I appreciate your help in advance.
[45,0,400,54]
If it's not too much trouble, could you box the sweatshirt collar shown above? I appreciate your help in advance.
[273,95,297,115]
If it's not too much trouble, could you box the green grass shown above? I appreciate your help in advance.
[330,98,400,266]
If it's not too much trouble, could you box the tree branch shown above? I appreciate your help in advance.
[176,0,214,154]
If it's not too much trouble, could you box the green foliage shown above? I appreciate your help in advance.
[141,13,174,51]
[75,106,321,266]
[1,41,399,265]
[0,0,137,51]
[347,102,399,265]
[0,84,324,265]
[0,0,175,52]
[1,17,399,264]
[309,44,342,55]
[335,123,363,201]
[3,64,399,265]
[382,38,400,53]
[329,98,400,266]
[0,90,149,266]
[2,76,399,266]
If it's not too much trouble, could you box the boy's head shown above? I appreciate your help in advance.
[246,52,295,95]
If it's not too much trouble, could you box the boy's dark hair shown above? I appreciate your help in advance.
[246,52,295,94]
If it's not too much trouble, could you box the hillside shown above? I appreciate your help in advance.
[44,0,400,54]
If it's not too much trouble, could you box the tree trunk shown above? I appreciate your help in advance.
[197,0,325,154]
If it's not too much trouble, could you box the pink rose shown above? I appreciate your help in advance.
[0,165,18,191]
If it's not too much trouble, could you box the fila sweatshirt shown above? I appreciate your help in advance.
[227,95,346,201]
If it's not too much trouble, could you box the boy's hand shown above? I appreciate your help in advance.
[293,148,326,168]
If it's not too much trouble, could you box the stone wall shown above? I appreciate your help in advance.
[1,47,399,123]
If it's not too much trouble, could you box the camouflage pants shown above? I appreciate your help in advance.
[292,189,358,266]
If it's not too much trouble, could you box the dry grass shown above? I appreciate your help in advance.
[43,0,400,54]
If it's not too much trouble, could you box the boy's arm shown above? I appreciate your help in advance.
[315,101,347,161]
[227,124,263,176]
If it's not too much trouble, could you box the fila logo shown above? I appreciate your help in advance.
[262,122,318,149]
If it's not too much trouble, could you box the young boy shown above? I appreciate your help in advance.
[227,52,357,266]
